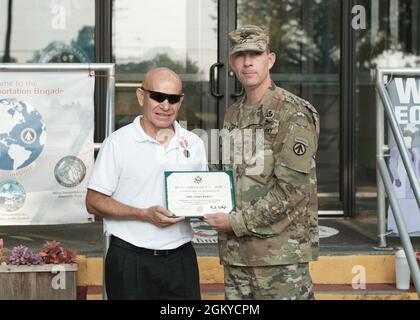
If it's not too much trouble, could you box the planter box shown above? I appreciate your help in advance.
[0,264,77,300]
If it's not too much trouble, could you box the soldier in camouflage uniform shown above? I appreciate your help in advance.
[204,25,320,300]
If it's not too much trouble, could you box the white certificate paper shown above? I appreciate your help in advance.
[165,171,235,217]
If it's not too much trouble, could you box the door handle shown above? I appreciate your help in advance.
[210,62,224,98]
[229,70,244,98]
[231,83,244,98]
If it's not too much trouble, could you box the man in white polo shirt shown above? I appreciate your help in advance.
[86,67,207,300]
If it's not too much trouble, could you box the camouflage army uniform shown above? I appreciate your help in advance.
[219,82,320,300]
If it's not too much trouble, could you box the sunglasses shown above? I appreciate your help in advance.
[141,87,184,104]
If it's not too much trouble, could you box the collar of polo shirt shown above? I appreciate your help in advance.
[132,115,183,150]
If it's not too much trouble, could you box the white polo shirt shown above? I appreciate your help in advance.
[88,116,208,249]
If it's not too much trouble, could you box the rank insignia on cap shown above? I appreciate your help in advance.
[229,25,269,55]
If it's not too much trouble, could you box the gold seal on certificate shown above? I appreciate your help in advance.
[164,171,236,217]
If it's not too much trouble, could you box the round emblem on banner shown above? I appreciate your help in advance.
[20,128,37,144]
[0,180,26,212]
[54,156,86,188]
[293,142,306,156]
[0,98,46,171]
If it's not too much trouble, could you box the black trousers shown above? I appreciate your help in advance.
[105,236,201,300]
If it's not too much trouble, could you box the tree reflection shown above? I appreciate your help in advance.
[237,0,340,73]
[116,53,199,74]
[2,0,16,62]
[355,0,420,74]
[31,26,94,63]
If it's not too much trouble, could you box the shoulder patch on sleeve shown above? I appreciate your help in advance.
[279,123,316,174]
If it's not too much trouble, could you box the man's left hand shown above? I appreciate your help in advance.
[203,213,232,232]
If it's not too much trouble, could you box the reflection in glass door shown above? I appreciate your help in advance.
[0,0,95,63]
[112,0,218,133]
[236,0,342,213]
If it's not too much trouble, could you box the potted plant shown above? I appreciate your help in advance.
[0,239,78,300]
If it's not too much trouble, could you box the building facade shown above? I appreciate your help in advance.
[2,0,420,216]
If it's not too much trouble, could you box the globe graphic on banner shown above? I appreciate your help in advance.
[0,98,46,171]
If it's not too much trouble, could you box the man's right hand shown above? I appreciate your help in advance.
[140,206,185,228]
[86,190,184,227]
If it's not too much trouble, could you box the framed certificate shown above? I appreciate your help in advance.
[164,171,236,217]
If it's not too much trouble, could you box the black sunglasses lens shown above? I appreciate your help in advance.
[149,92,166,103]
[149,91,181,104]
[168,95,181,104]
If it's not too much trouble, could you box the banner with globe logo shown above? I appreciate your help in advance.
[0,72,94,225]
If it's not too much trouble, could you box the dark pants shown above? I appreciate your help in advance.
[105,236,201,300]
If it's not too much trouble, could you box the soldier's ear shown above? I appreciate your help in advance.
[268,52,276,70]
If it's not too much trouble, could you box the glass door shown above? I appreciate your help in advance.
[233,0,343,214]
[112,0,218,132]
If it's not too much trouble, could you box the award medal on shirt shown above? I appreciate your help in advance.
[179,137,190,158]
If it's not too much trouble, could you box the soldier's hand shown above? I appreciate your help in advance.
[141,205,184,228]
[203,212,232,232]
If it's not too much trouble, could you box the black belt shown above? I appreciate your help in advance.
[110,235,188,257]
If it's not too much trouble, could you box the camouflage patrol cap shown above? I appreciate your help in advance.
[229,25,269,55]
